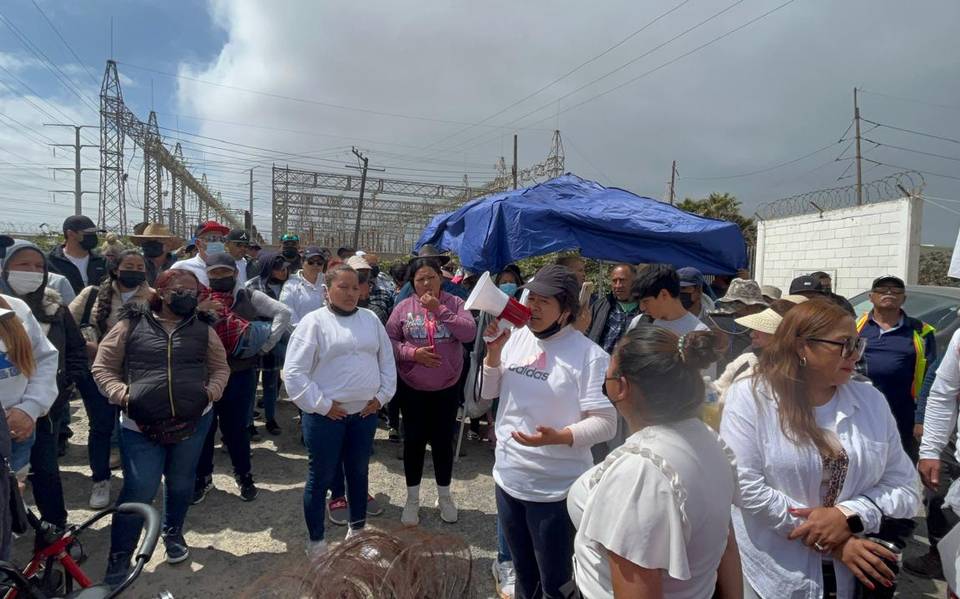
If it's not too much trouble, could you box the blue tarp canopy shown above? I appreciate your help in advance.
[415,174,748,274]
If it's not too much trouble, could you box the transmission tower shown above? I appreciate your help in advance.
[143,111,163,224]
[99,61,127,233]
[171,143,186,236]
[546,130,565,178]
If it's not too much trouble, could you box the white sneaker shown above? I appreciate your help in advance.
[492,560,516,599]
[436,495,458,523]
[401,500,420,526]
[305,540,328,559]
[89,479,111,509]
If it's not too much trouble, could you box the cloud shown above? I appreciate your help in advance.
[158,1,960,246]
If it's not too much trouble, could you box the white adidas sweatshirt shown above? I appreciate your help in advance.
[0,295,59,421]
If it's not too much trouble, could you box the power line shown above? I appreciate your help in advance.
[684,138,846,181]
[862,158,960,182]
[439,0,797,157]
[862,137,960,163]
[861,118,960,145]
[117,61,552,131]
[29,0,100,84]
[419,0,695,152]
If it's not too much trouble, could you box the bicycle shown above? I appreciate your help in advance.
[0,502,171,599]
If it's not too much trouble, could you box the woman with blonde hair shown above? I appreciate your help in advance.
[720,299,920,598]
[0,294,58,473]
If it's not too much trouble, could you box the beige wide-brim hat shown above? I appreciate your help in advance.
[130,223,183,248]
[782,294,809,304]
[734,308,783,335]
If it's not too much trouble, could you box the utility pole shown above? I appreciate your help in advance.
[351,147,369,249]
[512,133,518,189]
[854,87,863,205]
[45,124,98,215]
[248,167,256,239]
[668,160,678,205]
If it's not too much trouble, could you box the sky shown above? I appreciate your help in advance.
[1,0,959,246]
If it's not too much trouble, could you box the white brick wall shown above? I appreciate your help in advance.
[754,197,922,298]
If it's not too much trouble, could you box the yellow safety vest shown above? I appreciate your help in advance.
[856,312,936,399]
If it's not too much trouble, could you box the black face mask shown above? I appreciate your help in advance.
[209,277,236,293]
[168,291,198,317]
[679,292,695,310]
[116,270,146,288]
[533,317,567,340]
[370,265,381,279]
[79,233,99,251]
[141,241,165,259]
[282,247,299,260]
[329,303,359,317]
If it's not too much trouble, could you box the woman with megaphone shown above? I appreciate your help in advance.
[386,257,476,527]
[480,264,617,599]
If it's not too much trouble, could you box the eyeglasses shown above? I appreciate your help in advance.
[871,287,904,296]
[306,258,325,266]
[804,336,867,360]
[202,235,225,243]
[601,376,625,402]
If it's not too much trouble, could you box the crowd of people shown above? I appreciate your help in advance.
[0,212,957,599]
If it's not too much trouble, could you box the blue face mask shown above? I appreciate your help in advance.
[205,242,225,255]
[499,283,518,296]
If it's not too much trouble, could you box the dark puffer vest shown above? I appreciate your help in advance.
[121,305,211,425]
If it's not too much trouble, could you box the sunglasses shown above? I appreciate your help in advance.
[804,336,867,360]
[306,258,325,266]
[601,376,625,403]
[871,287,904,296]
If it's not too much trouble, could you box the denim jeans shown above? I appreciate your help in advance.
[301,411,378,541]
[497,510,512,564]
[496,485,575,599]
[197,368,256,480]
[253,368,280,424]
[109,411,213,556]
[29,412,66,527]
[10,431,37,473]
[78,373,118,482]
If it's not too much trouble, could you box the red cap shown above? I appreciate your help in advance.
[195,220,230,237]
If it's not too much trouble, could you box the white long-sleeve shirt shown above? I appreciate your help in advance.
[720,377,920,599]
[278,271,327,326]
[244,289,291,353]
[919,327,960,511]
[283,306,396,416]
[0,295,59,421]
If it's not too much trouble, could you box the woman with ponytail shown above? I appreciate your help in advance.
[69,248,153,509]
[0,292,58,473]
[567,326,740,598]
[720,299,920,598]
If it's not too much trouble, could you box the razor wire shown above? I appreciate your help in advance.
[756,171,925,220]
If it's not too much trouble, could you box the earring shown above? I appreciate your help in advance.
[799,356,807,367]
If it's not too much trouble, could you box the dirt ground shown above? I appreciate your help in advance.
[13,400,950,598]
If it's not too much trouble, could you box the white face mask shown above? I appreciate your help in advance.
[6,271,44,295]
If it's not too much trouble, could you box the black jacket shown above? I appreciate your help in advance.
[46,303,89,417]
[145,253,178,287]
[47,245,108,294]
[122,305,211,425]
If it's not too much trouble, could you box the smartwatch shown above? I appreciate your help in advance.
[846,513,864,534]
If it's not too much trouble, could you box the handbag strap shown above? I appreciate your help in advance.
[80,287,98,327]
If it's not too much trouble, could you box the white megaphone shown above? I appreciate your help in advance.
[465,272,532,342]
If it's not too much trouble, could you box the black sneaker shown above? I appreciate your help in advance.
[236,474,259,502]
[248,425,260,440]
[266,419,281,435]
[388,428,401,442]
[253,410,261,419]
[903,550,944,579]
[192,475,212,505]
[163,531,190,564]
[104,551,131,589]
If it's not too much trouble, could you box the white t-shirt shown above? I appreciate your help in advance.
[568,419,736,599]
[65,252,90,285]
[492,325,610,502]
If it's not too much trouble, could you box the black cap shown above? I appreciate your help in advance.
[336,246,356,259]
[204,253,238,273]
[789,275,821,295]
[304,246,326,260]
[63,215,102,234]
[226,229,250,243]
[522,264,579,299]
[872,275,905,290]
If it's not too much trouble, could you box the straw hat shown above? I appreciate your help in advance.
[734,308,783,335]
[782,294,809,304]
[130,223,182,246]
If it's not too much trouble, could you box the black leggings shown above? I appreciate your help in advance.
[397,379,459,487]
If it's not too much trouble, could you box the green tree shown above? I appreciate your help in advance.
[676,192,755,246]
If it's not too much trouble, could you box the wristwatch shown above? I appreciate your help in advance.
[846,513,864,534]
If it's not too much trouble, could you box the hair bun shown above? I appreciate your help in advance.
[678,330,727,371]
